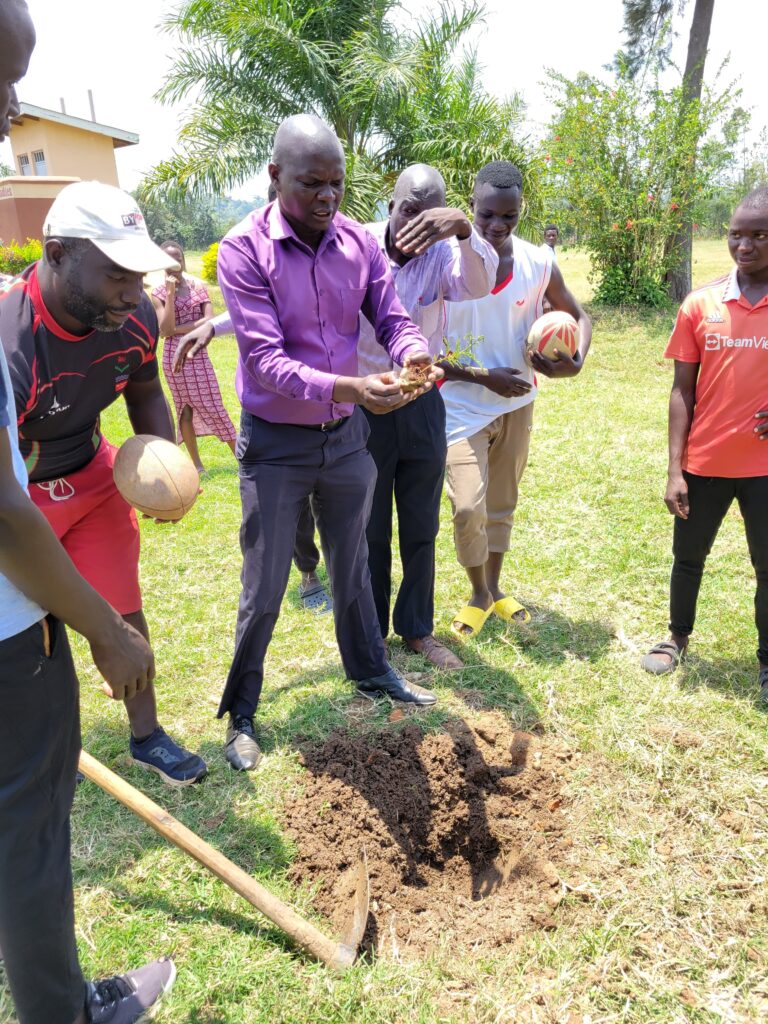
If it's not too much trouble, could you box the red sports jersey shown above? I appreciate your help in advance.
[664,268,768,478]
[0,263,159,481]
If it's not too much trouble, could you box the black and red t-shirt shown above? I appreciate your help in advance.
[0,263,159,482]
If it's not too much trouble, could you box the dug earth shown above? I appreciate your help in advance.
[282,714,581,956]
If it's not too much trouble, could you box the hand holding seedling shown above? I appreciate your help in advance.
[398,353,444,393]
[358,372,417,413]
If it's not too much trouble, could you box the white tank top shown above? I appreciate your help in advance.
[442,236,552,446]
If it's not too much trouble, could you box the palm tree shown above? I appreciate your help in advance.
[143,0,544,232]
[619,0,716,299]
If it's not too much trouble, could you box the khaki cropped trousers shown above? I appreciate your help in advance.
[445,403,534,568]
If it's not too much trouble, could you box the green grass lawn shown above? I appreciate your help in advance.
[3,241,767,1024]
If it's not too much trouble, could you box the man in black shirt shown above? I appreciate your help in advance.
[0,181,208,786]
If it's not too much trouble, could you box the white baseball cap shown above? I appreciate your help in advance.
[43,181,180,273]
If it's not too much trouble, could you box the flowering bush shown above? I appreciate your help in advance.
[201,241,219,285]
[0,238,42,277]
[544,65,733,306]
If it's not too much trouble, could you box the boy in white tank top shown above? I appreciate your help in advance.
[440,161,592,639]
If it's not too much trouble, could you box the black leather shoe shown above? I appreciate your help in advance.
[225,715,262,771]
[356,667,437,705]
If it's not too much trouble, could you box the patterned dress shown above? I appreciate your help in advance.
[152,276,237,444]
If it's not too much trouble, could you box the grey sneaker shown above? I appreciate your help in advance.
[86,956,176,1023]
[130,727,207,787]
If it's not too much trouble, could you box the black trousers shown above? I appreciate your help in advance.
[0,618,84,1024]
[218,410,390,719]
[293,497,320,574]
[363,386,447,640]
[670,471,768,663]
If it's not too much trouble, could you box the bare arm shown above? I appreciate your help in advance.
[172,312,233,373]
[440,231,498,302]
[0,428,154,699]
[151,287,178,339]
[123,376,175,443]
[170,300,214,337]
[438,360,532,397]
[665,360,698,518]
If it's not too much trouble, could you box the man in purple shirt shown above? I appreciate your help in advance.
[216,115,440,771]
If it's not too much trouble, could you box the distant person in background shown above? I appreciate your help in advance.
[542,224,559,260]
[541,225,559,312]
[151,241,237,474]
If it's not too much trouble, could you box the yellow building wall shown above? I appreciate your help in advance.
[10,120,120,187]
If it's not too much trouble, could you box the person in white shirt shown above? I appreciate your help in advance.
[542,224,559,261]
[440,162,592,639]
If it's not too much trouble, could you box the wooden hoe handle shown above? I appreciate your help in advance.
[78,750,356,970]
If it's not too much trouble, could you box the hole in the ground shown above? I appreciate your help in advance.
[282,715,577,956]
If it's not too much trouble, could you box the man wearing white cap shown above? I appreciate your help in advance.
[0,180,208,787]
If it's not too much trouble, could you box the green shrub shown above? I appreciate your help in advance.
[201,242,219,285]
[0,238,43,276]
[545,60,733,306]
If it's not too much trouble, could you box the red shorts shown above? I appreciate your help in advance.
[29,440,142,615]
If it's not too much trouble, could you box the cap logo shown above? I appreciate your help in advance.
[121,212,144,228]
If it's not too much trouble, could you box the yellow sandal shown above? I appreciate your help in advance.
[493,596,531,624]
[450,604,493,640]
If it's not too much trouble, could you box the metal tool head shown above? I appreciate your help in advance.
[332,848,370,969]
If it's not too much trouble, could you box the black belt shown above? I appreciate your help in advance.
[301,417,347,432]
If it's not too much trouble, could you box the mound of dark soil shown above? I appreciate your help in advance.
[282,715,577,956]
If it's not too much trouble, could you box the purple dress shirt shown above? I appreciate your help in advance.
[217,201,429,425]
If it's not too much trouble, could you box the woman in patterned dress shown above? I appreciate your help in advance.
[151,242,237,473]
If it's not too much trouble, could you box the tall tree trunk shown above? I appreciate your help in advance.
[665,0,716,300]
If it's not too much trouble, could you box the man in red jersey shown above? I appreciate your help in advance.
[0,181,207,786]
[642,188,768,703]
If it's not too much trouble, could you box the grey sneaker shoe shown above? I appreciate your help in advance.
[86,956,176,1023]
[130,727,207,787]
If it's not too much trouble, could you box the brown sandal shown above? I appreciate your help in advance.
[641,640,686,676]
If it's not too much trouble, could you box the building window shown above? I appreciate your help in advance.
[32,150,47,175]
[18,153,31,176]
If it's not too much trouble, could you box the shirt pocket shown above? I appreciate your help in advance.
[338,286,367,335]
